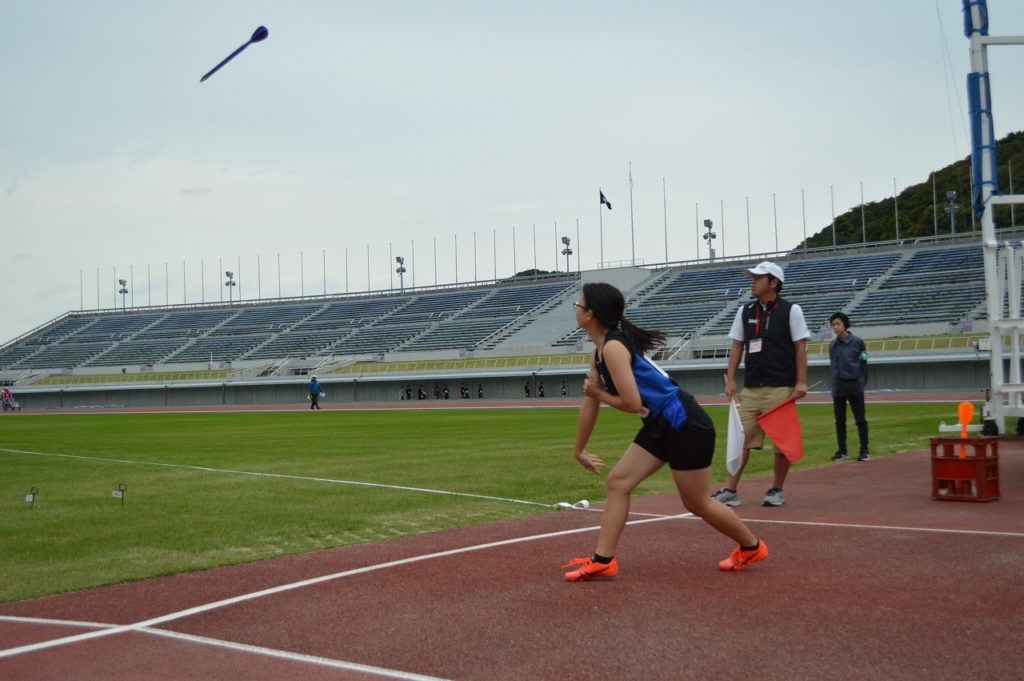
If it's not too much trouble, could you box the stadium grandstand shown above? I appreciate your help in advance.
[0,235,1010,410]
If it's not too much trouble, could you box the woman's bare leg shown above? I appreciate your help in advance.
[673,466,757,547]
[593,444,664,557]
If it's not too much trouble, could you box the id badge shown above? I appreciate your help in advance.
[749,339,763,353]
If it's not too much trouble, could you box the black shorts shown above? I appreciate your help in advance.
[633,396,716,471]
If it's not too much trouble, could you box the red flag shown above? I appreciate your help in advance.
[755,397,804,463]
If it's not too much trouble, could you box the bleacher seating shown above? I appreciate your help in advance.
[136,309,236,338]
[0,242,1000,372]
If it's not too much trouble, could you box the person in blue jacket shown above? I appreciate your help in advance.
[562,282,767,581]
[308,375,323,410]
[829,312,870,461]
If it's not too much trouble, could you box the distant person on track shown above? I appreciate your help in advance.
[563,282,768,581]
[2,386,13,412]
[715,261,809,508]
[308,376,323,410]
[828,312,870,461]
[525,381,531,398]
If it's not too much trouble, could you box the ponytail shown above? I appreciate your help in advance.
[620,317,665,354]
[582,282,665,354]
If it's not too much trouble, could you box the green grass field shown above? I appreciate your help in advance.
[0,402,965,603]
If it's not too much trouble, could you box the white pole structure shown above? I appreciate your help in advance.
[772,192,779,253]
[96,268,100,309]
[531,224,537,275]
[256,255,261,300]
[147,264,151,307]
[236,256,241,301]
[492,229,497,280]
[745,196,751,256]
[278,253,282,297]
[801,188,807,252]
[694,203,699,262]
[322,249,326,295]
[79,269,83,310]
[719,199,725,257]
[830,185,836,247]
[513,226,518,275]
[1010,159,1017,226]
[201,259,205,303]
[433,237,437,286]
[598,190,604,268]
[575,218,581,273]
[366,244,370,291]
[454,234,459,283]
[300,251,305,297]
[965,1,1024,433]
[473,231,477,282]
[411,240,416,288]
[860,181,866,243]
[553,221,558,272]
[894,177,900,241]
[628,162,635,266]
[932,173,939,235]
[662,177,668,263]
[165,262,168,305]
[130,265,134,308]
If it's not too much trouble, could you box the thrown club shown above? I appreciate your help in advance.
[200,26,269,83]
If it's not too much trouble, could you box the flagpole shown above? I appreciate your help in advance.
[628,161,635,266]
[598,190,604,268]
[575,218,581,273]
[662,176,668,262]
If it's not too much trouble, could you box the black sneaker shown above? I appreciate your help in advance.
[857,451,871,461]
[831,451,849,462]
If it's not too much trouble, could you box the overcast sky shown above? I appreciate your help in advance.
[3,1,1024,342]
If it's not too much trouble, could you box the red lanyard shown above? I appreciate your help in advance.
[754,301,777,337]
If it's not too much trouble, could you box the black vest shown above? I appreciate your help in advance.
[740,297,796,388]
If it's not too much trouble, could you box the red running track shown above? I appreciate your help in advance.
[1,442,1022,680]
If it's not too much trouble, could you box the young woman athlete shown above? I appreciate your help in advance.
[563,282,768,581]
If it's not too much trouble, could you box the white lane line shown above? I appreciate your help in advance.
[740,516,1024,538]
[0,447,580,510]
[0,616,449,680]
[0,514,684,660]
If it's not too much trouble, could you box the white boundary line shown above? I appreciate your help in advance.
[0,447,585,510]
[2,510,1019,662]
[0,516,680,660]
[0,615,450,680]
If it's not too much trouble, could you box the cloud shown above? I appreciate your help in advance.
[179,187,211,196]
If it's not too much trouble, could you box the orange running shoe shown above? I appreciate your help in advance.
[562,557,619,582]
[718,540,769,572]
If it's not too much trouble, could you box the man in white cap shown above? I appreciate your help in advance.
[714,261,809,507]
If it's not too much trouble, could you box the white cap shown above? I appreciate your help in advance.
[311,375,317,380]
[746,261,784,282]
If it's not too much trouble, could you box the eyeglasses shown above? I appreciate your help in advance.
[573,302,589,311]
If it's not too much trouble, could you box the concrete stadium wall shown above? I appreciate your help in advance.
[12,355,991,410]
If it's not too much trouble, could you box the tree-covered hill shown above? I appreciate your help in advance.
[798,131,1024,250]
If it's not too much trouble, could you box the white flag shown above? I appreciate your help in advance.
[726,399,745,476]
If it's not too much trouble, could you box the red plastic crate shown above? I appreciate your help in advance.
[929,437,1000,502]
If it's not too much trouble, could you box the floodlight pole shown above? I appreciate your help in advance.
[395,256,406,291]
[225,271,236,303]
[560,236,572,273]
[117,279,128,311]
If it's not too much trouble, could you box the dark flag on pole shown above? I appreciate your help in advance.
[600,191,612,210]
